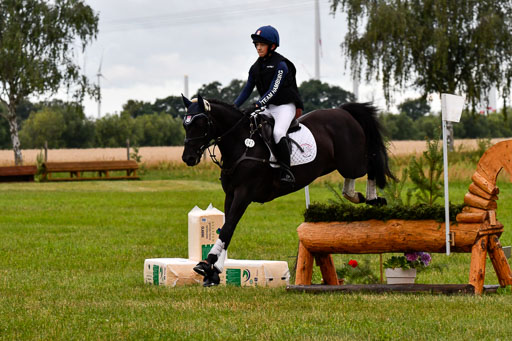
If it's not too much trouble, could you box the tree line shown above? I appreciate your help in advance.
[1,79,511,150]
[0,79,355,149]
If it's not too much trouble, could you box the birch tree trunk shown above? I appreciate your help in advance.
[5,107,23,165]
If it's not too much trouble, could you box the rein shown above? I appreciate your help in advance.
[208,113,276,174]
[184,101,276,174]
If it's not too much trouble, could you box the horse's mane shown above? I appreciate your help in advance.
[207,98,244,116]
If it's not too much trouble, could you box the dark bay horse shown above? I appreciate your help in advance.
[181,94,394,285]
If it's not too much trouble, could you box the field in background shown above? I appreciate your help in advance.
[1,138,510,166]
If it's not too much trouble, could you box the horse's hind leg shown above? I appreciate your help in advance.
[342,178,365,204]
[365,178,387,206]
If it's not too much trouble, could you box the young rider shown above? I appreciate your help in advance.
[234,25,304,186]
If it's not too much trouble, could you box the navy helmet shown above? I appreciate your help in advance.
[251,25,279,47]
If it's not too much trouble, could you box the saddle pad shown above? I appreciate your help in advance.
[270,123,317,167]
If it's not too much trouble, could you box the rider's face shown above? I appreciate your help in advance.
[255,43,269,57]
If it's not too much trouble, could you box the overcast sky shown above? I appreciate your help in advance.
[68,0,419,118]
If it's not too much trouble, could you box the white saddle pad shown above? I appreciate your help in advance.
[270,123,317,167]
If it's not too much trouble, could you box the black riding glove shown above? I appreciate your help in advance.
[243,103,264,116]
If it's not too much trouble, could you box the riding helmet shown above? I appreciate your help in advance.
[251,25,280,47]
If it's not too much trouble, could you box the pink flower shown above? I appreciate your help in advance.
[348,259,358,268]
[405,253,418,262]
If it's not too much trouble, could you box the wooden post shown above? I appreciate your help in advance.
[487,234,512,287]
[295,241,314,285]
[469,235,489,295]
[380,254,384,283]
[314,254,338,285]
[126,138,130,160]
[44,141,48,162]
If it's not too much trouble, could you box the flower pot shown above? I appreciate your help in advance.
[385,268,417,284]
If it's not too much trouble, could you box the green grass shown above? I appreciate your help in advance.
[1,167,512,340]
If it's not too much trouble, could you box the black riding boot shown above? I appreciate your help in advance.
[275,138,295,186]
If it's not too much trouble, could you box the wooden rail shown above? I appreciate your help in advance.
[0,165,37,182]
[294,140,512,294]
[42,160,139,181]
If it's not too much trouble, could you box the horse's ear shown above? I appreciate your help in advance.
[181,94,192,109]
[197,93,205,112]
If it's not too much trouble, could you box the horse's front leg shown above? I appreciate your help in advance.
[194,188,251,286]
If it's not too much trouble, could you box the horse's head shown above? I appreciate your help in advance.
[181,94,214,166]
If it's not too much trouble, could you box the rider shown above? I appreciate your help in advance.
[234,25,304,186]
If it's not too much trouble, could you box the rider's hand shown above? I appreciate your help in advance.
[243,103,264,116]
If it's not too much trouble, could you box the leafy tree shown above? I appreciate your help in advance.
[20,107,66,148]
[0,0,98,164]
[398,97,431,121]
[379,113,418,140]
[133,113,184,146]
[121,100,154,118]
[152,96,187,118]
[94,113,135,148]
[331,0,512,148]
[196,79,259,109]
[19,100,94,148]
[299,79,355,113]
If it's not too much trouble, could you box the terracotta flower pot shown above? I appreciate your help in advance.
[385,268,417,284]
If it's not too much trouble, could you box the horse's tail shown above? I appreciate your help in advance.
[340,102,396,188]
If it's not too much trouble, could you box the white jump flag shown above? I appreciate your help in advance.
[441,94,464,255]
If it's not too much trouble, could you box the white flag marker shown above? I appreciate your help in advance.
[441,93,464,255]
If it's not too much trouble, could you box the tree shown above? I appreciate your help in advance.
[94,113,135,148]
[299,79,355,113]
[331,0,512,147]
[196,80,259,109]
[152,96,187,118]
[0,0,98,164]
[133,113,184,146]
[19,100,94,148]
[398,97,431,121]
[121,100,154,118]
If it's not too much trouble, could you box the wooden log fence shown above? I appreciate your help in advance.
[292,140,512,295]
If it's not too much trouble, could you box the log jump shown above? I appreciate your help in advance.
[295,140,512,294]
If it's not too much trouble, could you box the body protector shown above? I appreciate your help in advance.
[249,52,303,110]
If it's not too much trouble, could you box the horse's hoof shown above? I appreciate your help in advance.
[343,192,366,204]
[366,197,387,206]
[193,261,211,277]
[202,269,220,287]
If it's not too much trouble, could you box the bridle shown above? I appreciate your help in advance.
[183,108,249,164]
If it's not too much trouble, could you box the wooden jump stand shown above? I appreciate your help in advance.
[293,140,512,295]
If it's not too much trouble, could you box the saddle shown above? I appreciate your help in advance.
[257,115,302,155]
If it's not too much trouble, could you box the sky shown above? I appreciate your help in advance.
[66,0,422,118]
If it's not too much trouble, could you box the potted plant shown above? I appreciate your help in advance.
[383,252,431,284]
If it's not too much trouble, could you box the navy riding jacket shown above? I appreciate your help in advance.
[235,52,303,110]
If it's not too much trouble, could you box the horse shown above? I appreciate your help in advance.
[181,94,395,286]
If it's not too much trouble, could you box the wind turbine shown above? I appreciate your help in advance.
[96,53,105,118]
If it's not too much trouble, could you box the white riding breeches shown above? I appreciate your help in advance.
[260,103,296,143]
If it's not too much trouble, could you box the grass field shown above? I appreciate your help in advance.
[1,164,512,340]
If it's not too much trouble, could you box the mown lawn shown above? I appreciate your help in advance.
[0,167,511,340]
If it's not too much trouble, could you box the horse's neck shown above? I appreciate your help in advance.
[211,105,249,161]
